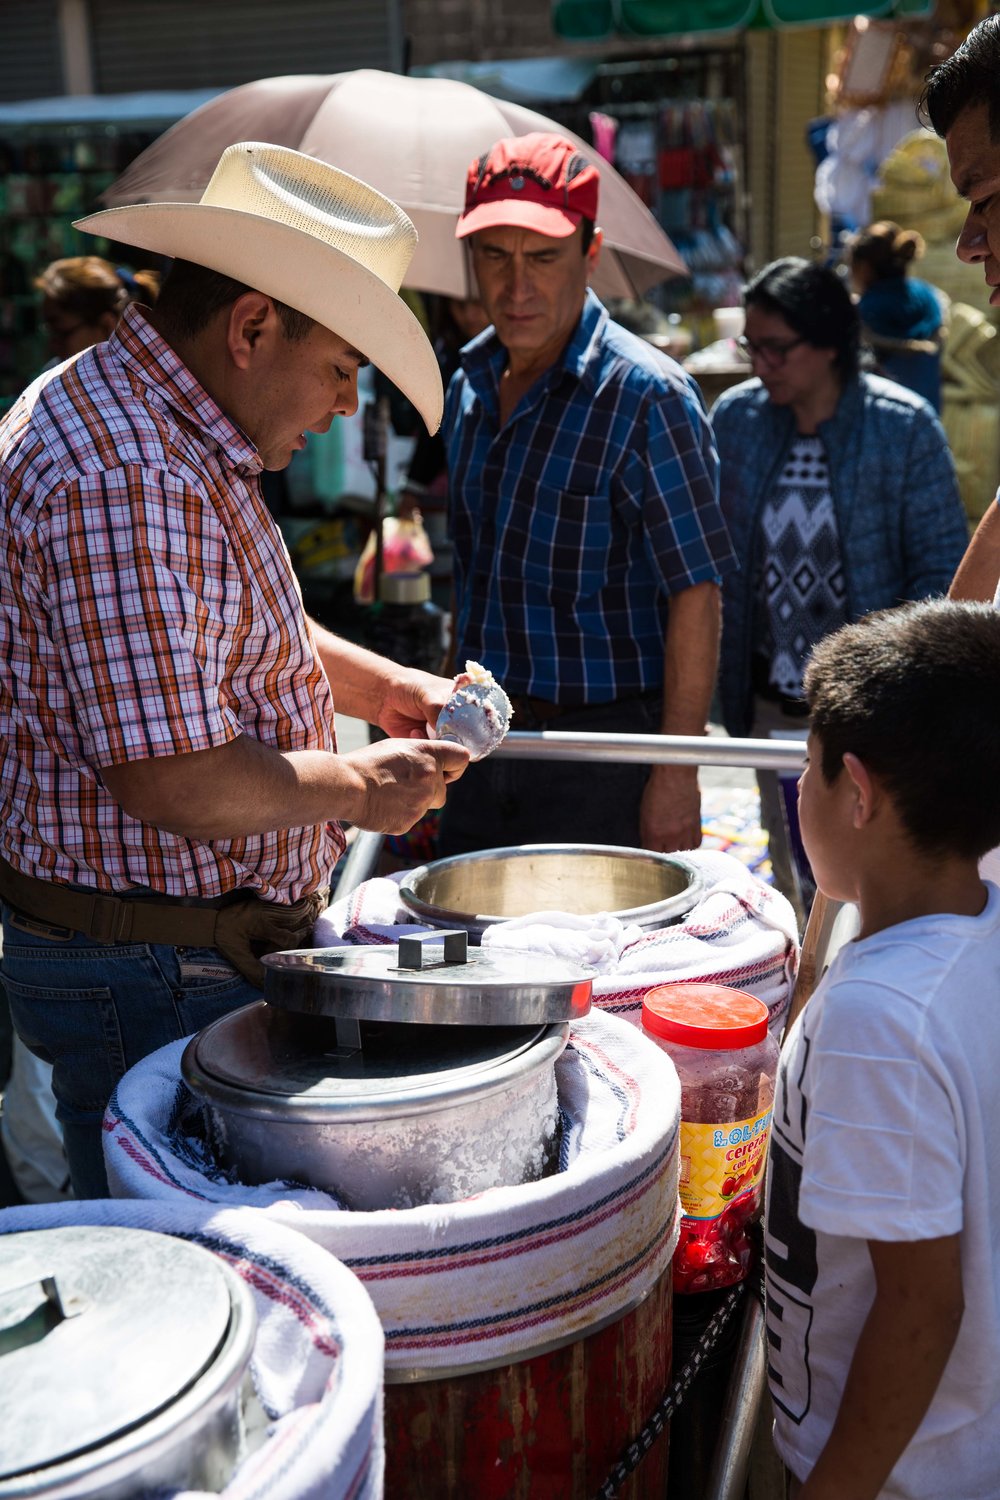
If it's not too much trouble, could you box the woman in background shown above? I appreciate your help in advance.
[35,255,160,364]
[848,221,944,410]
[712,257,966,919]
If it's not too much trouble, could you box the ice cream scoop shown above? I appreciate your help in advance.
[435,661,513,761]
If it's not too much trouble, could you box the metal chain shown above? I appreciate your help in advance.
[591,1279,748,1500]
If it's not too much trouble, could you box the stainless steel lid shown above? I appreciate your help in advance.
[262,929,592,1026]
[183,1002,568,1121]
[0,1226,248,1479]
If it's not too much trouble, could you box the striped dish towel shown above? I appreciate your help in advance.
[592,848,799,1033]
[315,849,799,1033]
[104,1010,681,1376]
[0,1198,383,1500]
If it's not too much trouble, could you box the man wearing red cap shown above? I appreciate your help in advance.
[438,132,736,856]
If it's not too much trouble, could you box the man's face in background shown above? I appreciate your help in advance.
[470,221,601,371]
[948,101,1000,308]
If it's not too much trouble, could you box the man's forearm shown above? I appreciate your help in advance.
[100,732,467,842]
[307,616,395,723]
[101,734,367,840]
[949,502,1000,601]
[659,580,721,736]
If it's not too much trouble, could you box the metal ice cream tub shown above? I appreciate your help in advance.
[398,843,704,941]
[181,934,592,1211]
[0,1226,258,1499]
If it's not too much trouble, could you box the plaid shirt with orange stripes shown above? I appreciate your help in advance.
[0,305,344,902]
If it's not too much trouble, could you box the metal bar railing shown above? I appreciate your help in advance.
[332,827,385,899]
[494,730,807,773]
[703,1293,768,1500]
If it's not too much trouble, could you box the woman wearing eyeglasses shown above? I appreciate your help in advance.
[711,257,967,916]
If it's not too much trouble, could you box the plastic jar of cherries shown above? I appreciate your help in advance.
[642,982,779,1294]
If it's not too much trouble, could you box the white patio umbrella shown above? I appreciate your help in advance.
[101,70,688,299]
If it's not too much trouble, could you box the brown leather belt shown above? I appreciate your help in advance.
[0,856,328,988]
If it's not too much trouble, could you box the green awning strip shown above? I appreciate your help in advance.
[621,0,758,35]
[553,0,935,38]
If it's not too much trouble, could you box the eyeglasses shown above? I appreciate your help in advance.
[736,334,806,367]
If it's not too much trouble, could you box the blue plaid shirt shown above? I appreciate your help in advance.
[444,290,735,704]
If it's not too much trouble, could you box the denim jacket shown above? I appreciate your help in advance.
[711,372,968,737]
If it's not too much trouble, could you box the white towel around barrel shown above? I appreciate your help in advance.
[104,1010,681,1375]
[0,1197,384,1500]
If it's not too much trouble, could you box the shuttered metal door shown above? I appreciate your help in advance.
[0,0,64,101]
[90,0,403,94]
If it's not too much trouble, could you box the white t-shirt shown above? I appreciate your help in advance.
[765,882,1000,1498]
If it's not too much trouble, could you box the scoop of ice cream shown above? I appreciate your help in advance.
[435,661,513,761]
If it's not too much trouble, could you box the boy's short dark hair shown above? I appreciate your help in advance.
[919,14,1000,141]
[804,599,1000,861]
[154,259,314,343]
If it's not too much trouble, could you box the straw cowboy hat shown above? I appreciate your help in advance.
[76,140,443,432]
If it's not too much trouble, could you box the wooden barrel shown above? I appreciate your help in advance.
[384,1268,672,1499]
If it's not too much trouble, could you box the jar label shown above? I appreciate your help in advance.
[677,1107,773,1219]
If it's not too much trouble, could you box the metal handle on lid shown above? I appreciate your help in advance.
[0,1273,86,1355]
[397,929,469,970]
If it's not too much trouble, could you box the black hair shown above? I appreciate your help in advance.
[580,218,596,255]
[919,15,1000,141]
[153,259,314,342]
[803,599,1000,861]
[743,257,860,378]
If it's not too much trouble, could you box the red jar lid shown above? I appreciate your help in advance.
[642,982,768,1049]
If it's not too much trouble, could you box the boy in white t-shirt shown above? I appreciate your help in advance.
[765,598,1000,1500]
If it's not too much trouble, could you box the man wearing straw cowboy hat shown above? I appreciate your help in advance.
[0,142,470,1197]
[437,132,736,860]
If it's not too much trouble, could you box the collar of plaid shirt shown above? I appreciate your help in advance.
[0,306,344,902]
[115,305,263,474]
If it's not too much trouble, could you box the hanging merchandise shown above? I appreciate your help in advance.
[614,117,658,208]
[644,96,746,313]
[588,109,619,163]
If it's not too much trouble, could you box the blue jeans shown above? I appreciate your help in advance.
[0,905,261,1199]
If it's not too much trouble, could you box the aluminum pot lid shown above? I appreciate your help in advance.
[184,1001,566,1114]
[0,1225,238,1478]
[262,929,592,1025]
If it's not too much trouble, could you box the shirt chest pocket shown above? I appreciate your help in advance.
[513,486,613,606]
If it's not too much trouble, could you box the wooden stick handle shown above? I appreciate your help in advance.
[784,890,842,1036]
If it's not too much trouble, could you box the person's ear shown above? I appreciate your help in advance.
[226,292,275,369]
[586,226,603,281]
[842,751,877,828]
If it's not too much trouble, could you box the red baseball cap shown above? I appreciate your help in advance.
[456,132,600,241]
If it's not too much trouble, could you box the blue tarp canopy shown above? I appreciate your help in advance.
[0,89,222,126]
